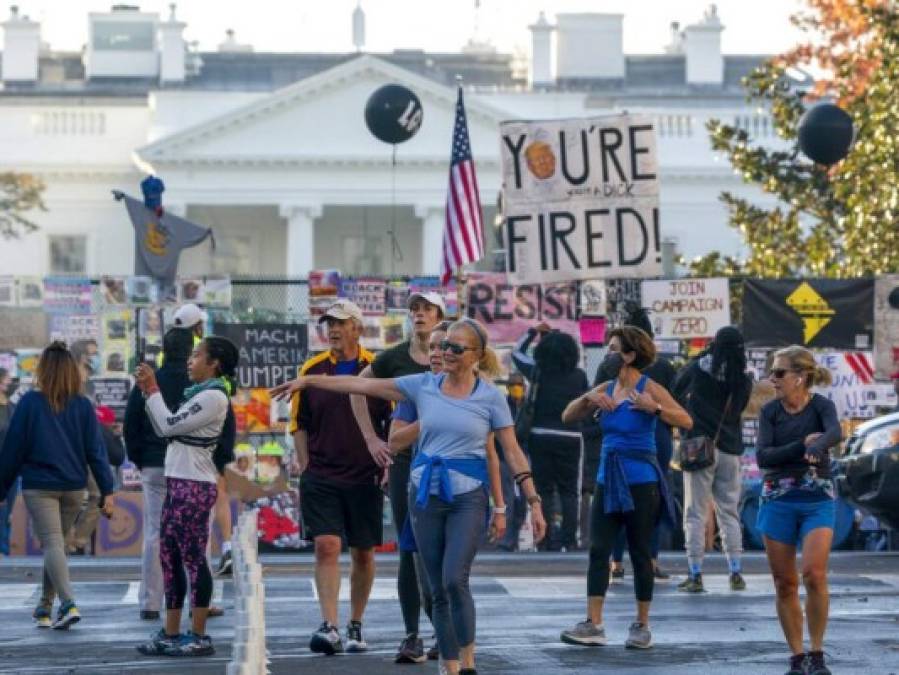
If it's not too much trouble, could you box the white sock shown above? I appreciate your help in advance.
[221,541,232,554]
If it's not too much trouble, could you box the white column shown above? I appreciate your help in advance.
[280,204,322,278]
[415,204,445,276]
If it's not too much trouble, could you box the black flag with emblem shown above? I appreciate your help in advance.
[742,278,874,349]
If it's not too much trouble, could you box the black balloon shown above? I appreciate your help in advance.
[364,84,423,144]
[798,103,854,165]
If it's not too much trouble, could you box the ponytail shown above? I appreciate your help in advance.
[478,347,502,379]
[812,365,832,387]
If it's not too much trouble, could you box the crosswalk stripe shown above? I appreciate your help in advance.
[0,584,35,606]
[122,581,140,605]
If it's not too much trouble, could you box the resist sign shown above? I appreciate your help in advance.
[641,278,731,339]
[500,114,661,284]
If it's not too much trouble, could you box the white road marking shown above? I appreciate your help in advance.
[122,581,140,605]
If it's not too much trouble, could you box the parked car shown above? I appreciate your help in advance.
[835,411,899,530]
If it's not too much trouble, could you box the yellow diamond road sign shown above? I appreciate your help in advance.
[785,281,836,344]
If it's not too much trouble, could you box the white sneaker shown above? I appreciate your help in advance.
[309,622,343,655]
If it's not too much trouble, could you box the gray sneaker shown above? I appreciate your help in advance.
[625,622,652,649]
[561,619,608,646]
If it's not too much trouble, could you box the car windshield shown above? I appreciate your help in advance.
[856,420,899,455]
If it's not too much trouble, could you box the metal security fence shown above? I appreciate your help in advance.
[206,277,310,326]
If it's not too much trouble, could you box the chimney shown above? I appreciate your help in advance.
[555,13,624,81]
[684,4,724,85]
[158,3,186,83]
[352,1,365,52]
[2,5,40,83]
[218,28,253,53]
[528,11,553,87]
[664,21,683,54]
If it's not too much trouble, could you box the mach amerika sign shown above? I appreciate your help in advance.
[500,114,661,284]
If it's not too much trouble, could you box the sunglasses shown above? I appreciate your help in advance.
[440,340,477,355]
[769,368,796,379]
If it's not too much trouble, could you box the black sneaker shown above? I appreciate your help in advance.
[786,653,807,675]
[806,650,831,675]
[310,622,343,655]
[395,634,426,664]
[677,574,705,593]
[345,620,368,653]
[214,550,232,577]
[137,629,181,656]
[427,638,439,660]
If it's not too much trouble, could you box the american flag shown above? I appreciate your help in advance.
[441,86,484,284]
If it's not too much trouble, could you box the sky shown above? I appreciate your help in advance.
[7,0,809,56]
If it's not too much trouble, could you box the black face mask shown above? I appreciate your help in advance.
[602,351,625,378]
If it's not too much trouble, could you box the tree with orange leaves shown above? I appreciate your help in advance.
[696,0,898,278]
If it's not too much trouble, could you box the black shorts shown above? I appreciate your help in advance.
[300,472,384,549]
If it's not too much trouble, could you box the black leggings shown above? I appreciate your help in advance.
[389,453,433,636]
[588,483,660,602]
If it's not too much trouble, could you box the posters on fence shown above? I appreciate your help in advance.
[17,277,43,308]
[742,279,874,350]
[641,278,730,340]
[341,277,387,316]
[0,351,15,376]
[0,308,47,351]
[203,277,232,308]
[500,114,661,284]
[49,314,100,346]
[873,274,899,379]
[580,280,607,317]
[43,277,93,314]
[814,351,894,419]
[91,377,131,421]
[16,349,40,381]
[101,310,131,375]
[465,272,578,344]
[232,388,290,434]
[217,323,309,389]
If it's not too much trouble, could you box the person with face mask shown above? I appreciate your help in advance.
[512,324,589,552]
[560,327,692,650]
[671,326,754,594]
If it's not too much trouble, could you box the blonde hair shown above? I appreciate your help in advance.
[773,345,832,388]
[36,341,83,413]
[449,318,501,378]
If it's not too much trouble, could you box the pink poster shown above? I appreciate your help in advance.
[579,317,606,345]
[464,272,579,345]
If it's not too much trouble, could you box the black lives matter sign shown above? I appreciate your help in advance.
[216,323,309,389]
[500,114,661,284]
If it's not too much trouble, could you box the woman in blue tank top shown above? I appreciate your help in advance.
[560,327,692,650]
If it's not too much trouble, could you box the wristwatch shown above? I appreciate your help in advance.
[526,494,542,506]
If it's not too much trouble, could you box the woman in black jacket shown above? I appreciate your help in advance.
[512,325,588,551]
[671,326,753,593]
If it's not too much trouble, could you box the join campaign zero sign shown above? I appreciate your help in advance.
[216,323,308,389]
[500,114,662,284]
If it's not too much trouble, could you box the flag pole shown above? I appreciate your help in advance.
[454,74,466,320]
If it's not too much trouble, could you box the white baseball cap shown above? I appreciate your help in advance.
[408,291,446,318]
[319,298,364,324]
[173,303,207,329]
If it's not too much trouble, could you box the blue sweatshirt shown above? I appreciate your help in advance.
[0,391,115,501]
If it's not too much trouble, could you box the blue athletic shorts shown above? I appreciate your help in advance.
[756,498,835,546]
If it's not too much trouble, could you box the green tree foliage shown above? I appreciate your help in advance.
[697,0,899,278]
[0,172,46,239]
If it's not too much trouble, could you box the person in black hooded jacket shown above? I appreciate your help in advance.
[124,327,193,621]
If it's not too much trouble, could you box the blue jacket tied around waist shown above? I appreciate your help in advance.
[412,451,489,508]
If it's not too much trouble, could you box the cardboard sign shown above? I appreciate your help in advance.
[500,114,661,283]
[873,274,899,379]
[341,277,386,316]
[49,314,100,345]
[217,323,309,389]
[814,351,886,419]
[641,278,731,339]
[91,377,132,420]
[465,272,578,344]
[743,279,874,350]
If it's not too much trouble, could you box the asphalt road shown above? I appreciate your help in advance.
[0,552,897,674]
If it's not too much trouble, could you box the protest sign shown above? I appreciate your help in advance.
[579,317,606,345]
[16,277,43,308]
[873,274,899,379]
[16,349,40,381]
[49,314,99,345]
[126,276,156,305]
[814,351,885,419]
[0,351,16,377]
[465,272,578,344]
[500,114,661,284]
[91,377,131,420]
[0,308,47,351]
[308,269,341,297]
[386,281,410,313]
[641,278,730,339]
[232,388,287,434]
[341,277,386,316]
[217,323,309,389]
[743,279,874,349]
[101,310,131,375]
[100,276,128,305]
[580,280,607,317]
[43,277,93,314]
[178,278,205,304]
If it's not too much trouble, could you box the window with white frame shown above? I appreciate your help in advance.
[48,235,87,274]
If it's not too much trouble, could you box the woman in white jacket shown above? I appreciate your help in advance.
[134,336,238,658]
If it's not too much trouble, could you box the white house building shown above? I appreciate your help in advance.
[0,3,791,279]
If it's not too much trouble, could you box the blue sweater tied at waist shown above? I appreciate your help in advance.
[412,451,488,508]
[602,447,676,528]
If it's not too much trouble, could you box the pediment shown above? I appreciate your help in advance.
[136,54,508,168]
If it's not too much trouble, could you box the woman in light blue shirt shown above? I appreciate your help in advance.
[273,319,546,675]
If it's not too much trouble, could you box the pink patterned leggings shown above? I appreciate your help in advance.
[160,477,217,610]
